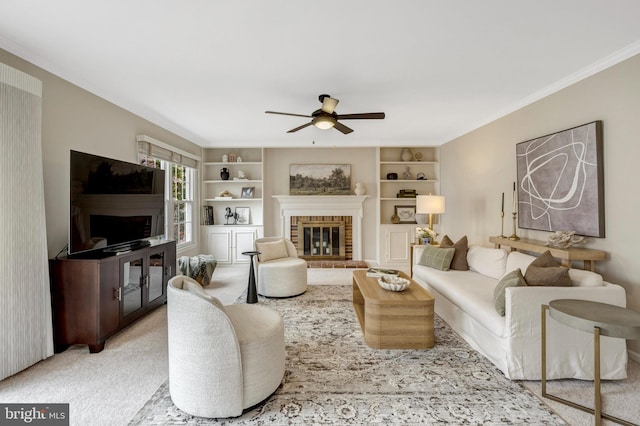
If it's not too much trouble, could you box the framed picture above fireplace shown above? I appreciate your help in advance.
[289,164,351,195]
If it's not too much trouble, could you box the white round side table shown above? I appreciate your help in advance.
[541,299,640,426]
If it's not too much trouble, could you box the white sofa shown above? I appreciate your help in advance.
[412,244,628,380]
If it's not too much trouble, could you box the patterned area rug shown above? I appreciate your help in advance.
[130,285,564,425]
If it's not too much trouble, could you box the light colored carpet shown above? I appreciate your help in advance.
[130,285,564,424]
[0,267,637,425]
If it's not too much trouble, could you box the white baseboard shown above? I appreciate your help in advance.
[629,349,640,364]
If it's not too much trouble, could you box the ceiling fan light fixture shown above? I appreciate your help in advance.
[313,115,336,130]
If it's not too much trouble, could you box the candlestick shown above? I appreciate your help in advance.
[512,182,517,213]
[509,211,520,240]
[500,192,505,238]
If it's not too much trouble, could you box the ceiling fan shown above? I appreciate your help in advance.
[265,94,385,134]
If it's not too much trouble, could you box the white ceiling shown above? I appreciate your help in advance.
[2,1,640,148]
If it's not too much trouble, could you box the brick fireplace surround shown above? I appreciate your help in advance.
[272,195,370,268]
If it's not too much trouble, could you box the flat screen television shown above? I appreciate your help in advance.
[69,150,166,256]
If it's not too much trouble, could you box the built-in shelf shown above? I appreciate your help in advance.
[202,148,264,227]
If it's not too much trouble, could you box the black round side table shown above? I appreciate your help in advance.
[242,251,260,304]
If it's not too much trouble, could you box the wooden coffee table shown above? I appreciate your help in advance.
[352,270,434,349]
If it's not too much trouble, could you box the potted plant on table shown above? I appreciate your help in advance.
[416,227,438,245]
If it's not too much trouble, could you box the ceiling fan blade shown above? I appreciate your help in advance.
[321,96,339,114]
[334,121,354,134]
[287,122,313,133]
[266,111,312,118]
[336,112,385,120]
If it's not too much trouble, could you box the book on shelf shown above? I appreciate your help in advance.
[366,267,400,278]
[201,206,214,225]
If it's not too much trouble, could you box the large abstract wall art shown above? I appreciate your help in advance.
[516,121,604,237]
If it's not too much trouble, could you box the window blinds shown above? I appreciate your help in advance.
[136,134,199,168]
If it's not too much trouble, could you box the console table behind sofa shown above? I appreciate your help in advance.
[489,236,605,271]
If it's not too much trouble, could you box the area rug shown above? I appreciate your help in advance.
[129,285,565,425]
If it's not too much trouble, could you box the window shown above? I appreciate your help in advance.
[170,163,194,246]
[137,135,200,248]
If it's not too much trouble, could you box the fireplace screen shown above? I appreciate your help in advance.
[298,221,345,260]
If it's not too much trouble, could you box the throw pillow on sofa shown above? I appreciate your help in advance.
[524,250,572,286]
[493,268,527,316]
[418,245,455,271]
[439,235,469,271]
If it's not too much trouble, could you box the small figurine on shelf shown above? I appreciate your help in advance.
[225,207,237,225]
[228,153,237,162]
[402,166,413,180]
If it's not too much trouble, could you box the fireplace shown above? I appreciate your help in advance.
[273,195,369,261]
[293,218,348,260]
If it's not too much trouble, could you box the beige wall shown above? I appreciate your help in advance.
[1,49,202,258]
[440,53,640,357]
[263,147,378,262]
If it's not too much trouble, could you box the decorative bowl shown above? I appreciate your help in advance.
[377,276,410,292]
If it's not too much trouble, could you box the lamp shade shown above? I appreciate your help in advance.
[416,195,446,214]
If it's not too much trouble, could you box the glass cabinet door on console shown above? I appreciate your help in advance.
[121,256,145,320]
[148,249,168,304]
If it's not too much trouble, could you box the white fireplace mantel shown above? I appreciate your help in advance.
[273,195,370,260]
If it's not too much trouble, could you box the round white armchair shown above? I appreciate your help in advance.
[254,237,308,298]
[167,275,285,418]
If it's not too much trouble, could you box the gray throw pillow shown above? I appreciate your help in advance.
[418,245,455,271]
[493,268,527,316]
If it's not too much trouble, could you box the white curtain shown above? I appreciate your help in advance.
[0,63,53,380]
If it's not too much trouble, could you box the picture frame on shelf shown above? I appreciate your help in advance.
[394,205,416,224]
[241,186,255,199]
[234,207,250,225]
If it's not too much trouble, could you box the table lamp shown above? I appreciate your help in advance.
[416,194,446,231]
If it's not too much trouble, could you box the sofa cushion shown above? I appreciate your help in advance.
[413,265,506,336]
[524,250,571,286]
[256,240,289,262]
[440,235,469,271]
[493,268,527,316]
[418,245,455,271]
[467,245,509,279]
[568,268,603,287]
[504,251,536,278]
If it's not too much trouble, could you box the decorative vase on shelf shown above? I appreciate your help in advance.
[421,237,431,245]
[401,148,413,162]
[220,167,230,180]
[354,182,366,195]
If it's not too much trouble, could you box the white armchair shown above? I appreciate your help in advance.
[254,237,308,298]
[167,275,285,418]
